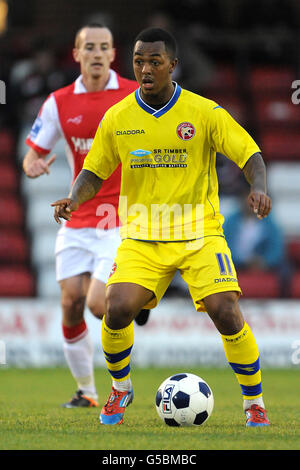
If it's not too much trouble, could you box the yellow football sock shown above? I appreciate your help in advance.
[101,316,134,383]
[221,322,263,400]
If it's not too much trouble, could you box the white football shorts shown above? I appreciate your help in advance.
[55,226,121,283]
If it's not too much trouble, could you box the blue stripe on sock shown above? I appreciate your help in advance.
[229,357,260,375]
[103,345,133,364]
[241,383,262,396]
[108,364,131,380]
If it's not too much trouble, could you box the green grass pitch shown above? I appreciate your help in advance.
[0,367,299,450]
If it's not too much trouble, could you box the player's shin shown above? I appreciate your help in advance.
[62,320,98,399]
[101,316,134,392]
[220,322,265,410]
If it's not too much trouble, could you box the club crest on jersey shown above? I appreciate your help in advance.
[176,122,195,140]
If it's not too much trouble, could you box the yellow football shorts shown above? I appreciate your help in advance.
[106,236,241,312]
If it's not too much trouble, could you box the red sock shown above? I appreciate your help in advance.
[62,320,88,343]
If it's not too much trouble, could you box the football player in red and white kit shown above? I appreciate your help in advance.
[23,23,150,408]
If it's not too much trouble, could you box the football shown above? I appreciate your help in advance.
[155,373,214,427]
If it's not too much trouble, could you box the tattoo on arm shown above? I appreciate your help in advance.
[68,169,103,205]
[242,153,267,193]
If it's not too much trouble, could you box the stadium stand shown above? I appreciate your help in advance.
[0,161,18,192]
[0,130,36,297]
[249,66,296,95]
[0,195,23,228]
[259,130,300,161]
[0,229,28,263]
[287,239,300,267]
[291,271,300,297]
[237,270,281,298]
[0,2,36,290]
[0,266,35,297]
[0,129,15,160]
[255,97,300,128]
[204,64,238,94]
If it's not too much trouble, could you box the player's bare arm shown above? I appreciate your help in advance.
[242,152,272,219]
[23,147,56,178]
[51,169,103,224]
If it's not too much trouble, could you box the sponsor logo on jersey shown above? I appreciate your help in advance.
[109,262,117,278]
[130,148,188,168]
[30,117,43,139]
[67,115,83,125]
[130,149,152,157]
[71,137,93,153]
[176,122,195,140]
[116,129,145,135]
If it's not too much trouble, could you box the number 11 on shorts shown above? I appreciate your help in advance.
[216,252,233,276]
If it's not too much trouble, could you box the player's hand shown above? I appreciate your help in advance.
[51,198,79,224]
[247,190,272,219]
[25,154,57,178]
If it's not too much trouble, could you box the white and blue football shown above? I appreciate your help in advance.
[155,373,214,427]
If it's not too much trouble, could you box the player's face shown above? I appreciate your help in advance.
[133,40,177,105]
[73,27,115,80]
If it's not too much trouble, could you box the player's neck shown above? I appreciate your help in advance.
[140,82,175,108]
[81,74,110,92]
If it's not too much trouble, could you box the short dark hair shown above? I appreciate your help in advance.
[74,23,112,47]
[134,28,177,60]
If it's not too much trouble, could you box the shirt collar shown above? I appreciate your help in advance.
[74,69,119,94]
[134,82,181,118]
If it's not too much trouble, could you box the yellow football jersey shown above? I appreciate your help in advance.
[83,84,260,241]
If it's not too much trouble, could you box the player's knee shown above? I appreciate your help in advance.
[215,301,237,325]
[61,292,86,325]
[106,295,136,329]
[86,297,105,320]
[204,291,243,334]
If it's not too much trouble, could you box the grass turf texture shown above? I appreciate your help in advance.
[0,367,299,450]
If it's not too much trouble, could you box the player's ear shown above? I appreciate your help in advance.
[110,47,116,64]
[72,47,80,63]
[169,58,178,74]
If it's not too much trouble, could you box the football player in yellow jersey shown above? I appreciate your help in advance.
[52,28,271,427]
